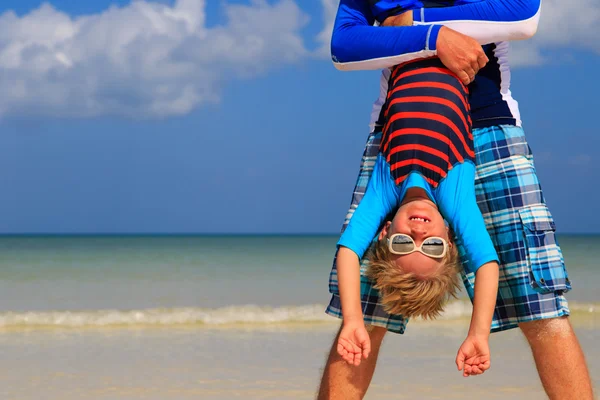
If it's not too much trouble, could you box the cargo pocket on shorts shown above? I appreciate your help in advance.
[519,205,571,294]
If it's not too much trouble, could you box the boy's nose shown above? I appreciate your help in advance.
[410,226,428,239]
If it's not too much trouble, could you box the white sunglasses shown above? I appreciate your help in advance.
[387,233,448,259]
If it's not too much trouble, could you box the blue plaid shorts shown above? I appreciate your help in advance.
[326,125,571,333]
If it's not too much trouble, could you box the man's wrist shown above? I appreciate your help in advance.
[428,25,443,51]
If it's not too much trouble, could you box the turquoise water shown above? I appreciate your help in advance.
[0,235,597,328]
[1,235,599,400]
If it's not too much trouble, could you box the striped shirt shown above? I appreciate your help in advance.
[380,58,474,187]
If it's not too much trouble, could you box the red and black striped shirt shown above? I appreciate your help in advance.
[378,58,475,188]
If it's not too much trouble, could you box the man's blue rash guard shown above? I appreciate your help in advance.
[331,0,540,71]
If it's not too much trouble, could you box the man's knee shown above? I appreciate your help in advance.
[519,316,574,343]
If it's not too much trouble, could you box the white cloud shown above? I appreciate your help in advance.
[316,0,337,57]
[511,0,600,66]
[0,0,309,118]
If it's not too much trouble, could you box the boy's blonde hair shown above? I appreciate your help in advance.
[366,237,461,319]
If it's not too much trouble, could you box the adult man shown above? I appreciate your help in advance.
[317,1,594,399]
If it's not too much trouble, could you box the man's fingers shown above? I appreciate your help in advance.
[478,53,488,69]
[458,71,471,86]
[464,66,476,83]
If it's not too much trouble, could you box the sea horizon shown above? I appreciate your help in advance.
[0,232,598,237]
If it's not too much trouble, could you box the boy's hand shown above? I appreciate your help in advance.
[381,11,413,27]
[455,334,491,377]
[337,320,371,366]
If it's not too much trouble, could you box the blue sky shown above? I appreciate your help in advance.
[0,0,598,234]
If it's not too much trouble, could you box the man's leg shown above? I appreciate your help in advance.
[519,317,594,400]
[468,124,593,398]
[317,324,387,400]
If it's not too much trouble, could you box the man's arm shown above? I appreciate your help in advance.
[414,0,540,44]
[331,0,440,71]
[332,0,540,72]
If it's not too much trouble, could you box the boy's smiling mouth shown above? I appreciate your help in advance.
[409,216,430,223]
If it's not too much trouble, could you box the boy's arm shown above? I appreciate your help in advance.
[335,155,398,366]
[437,163,499,275]
[337,154,398,259]
[332,0,540,71]
[336,246,371,366]
[455,261,499,377]
[437,163,500,376]
[337,246,365,323]
[468,262,500,337]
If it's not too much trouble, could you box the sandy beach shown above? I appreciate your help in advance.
[2,314,598,400]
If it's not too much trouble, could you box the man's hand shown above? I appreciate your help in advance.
[337,319,371,366]
[381,13,488,85]
[437,26,488,85]
[455,334,491,377]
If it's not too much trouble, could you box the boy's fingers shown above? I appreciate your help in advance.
[363,347,370,360]
[471,366,482,375]
[455,352,465,371]
[361,339,371,360]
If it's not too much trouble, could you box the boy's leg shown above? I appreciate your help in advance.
[466,124,592,398]
[317,324,387,400]
[519,317,594,399]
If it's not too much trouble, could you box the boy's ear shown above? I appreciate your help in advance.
[445,226,454,245]
[379,221,392,240]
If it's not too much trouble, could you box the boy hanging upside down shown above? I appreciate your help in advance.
[335,57,499,375]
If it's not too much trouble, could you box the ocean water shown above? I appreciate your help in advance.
[0,235,598,328]
[0,235,598,399]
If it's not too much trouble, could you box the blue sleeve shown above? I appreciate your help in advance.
[331,0,441,71]
[436,162,498,273]
[413,0,541,45]
[415,0,540,24]
[337,154,399,258]
[332,0,540,71]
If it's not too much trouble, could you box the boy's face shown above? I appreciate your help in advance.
[379,189,450,279]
